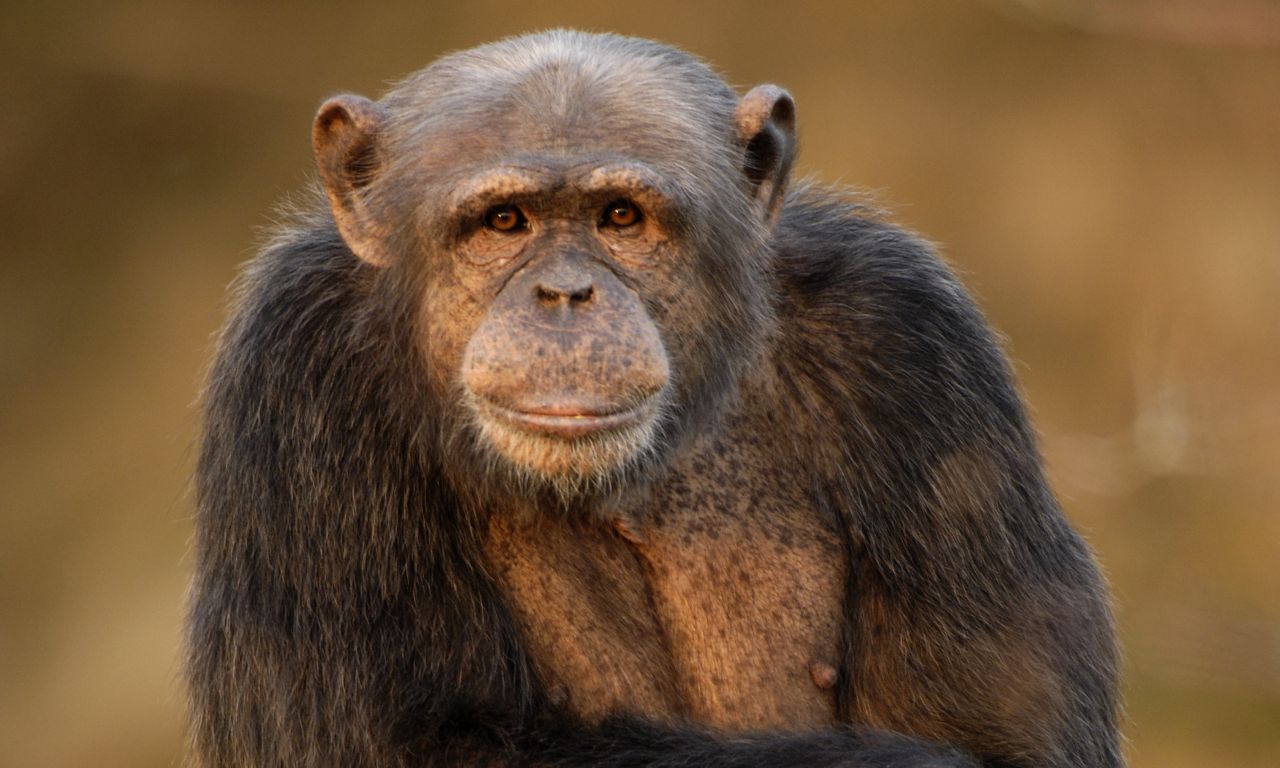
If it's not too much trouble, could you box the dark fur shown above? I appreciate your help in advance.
[189,31,1119,768]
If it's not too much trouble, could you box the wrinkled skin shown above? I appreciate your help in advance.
[189,30,1121,768]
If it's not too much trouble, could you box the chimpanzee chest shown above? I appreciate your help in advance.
[481,430,848,731]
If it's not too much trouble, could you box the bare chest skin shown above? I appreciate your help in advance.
[482,407,848,731]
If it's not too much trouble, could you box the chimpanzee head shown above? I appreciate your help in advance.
[311,31,795,500]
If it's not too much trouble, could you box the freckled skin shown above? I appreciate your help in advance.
[484,375,848,731]
[629,400,849,730]
[189,31,1120,768]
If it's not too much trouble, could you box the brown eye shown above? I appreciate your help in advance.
[485,205,526,232]
[602,200,641,228]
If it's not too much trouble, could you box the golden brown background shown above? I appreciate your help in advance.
[2,1,1277,766]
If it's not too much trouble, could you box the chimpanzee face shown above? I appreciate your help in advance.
[311,44,793,498]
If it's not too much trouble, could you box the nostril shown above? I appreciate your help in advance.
[569,285,594,304]
[535,285,560,305]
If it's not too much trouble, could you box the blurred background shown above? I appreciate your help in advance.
[2,1,1277,766]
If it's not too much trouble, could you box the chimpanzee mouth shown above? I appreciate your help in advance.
[467,391,666,487]
[474,396,659,440]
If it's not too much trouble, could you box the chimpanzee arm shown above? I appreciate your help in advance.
[773,195,1122,768]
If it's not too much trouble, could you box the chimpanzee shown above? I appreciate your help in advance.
[189,30,1121,768]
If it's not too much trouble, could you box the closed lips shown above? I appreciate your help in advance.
[478,398,655,439]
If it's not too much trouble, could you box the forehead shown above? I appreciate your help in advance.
[383,34,738,186]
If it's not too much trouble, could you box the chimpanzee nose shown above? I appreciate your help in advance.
[534,278,595,308]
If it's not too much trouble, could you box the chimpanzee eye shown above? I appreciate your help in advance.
[601,200,642,228]
[485,205,527,232]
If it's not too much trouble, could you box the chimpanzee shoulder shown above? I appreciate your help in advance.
[772,185,1031,452]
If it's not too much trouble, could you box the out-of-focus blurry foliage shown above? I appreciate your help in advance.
[1,2,1276,766]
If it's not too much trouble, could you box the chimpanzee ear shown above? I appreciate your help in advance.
[734,85,796,226]
[313,94,391,267]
